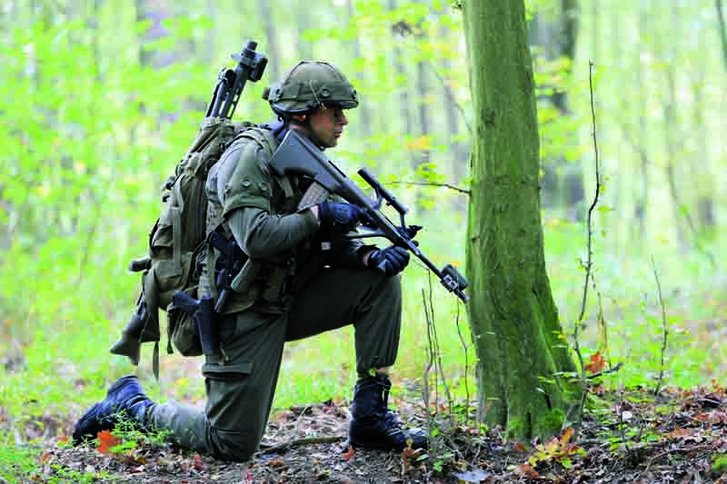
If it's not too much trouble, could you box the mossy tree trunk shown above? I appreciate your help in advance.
[462,0,581,440]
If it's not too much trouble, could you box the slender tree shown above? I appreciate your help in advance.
[345,0,372,138]
[462,0,580,439]
[715,0,727,69]
[259,1,281,83]
[388,0,414,152]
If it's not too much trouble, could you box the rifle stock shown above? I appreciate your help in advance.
[270,130,469,302]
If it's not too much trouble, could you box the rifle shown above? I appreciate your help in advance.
[269,129,469,302]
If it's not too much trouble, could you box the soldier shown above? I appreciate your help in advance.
[72,61,426,461]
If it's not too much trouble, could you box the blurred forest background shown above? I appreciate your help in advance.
[0,0,725,452]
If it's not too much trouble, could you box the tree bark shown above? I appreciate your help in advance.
[346,0,372,139]
[715,0,727,70]
[388,0,414,145]
[462,0,580,440]
[259,0,281,83]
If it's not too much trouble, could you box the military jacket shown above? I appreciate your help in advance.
[203,125,368,314]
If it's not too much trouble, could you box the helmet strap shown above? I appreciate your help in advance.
[308,80,323,109]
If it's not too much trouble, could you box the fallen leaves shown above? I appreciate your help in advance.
[96,430,120,454]
[528,427,585,469]
[342,446,355,461]
[514,463,541,479]
[192,453,205,471]
[16,385,727,483]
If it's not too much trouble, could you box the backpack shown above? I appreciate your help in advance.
[113,117,255,375]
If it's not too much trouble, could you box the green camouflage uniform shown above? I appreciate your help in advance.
[147,126,403,461]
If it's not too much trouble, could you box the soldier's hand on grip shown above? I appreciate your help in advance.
[318,201,369,231]
[367,246,410,277]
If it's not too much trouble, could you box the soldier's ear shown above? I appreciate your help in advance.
[291,114,307,123]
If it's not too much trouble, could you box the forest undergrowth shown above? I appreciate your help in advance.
[2,383,725,482]
[1,225,725,482]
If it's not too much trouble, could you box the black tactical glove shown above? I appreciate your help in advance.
[318,201,368,230]
[367,246,410,277]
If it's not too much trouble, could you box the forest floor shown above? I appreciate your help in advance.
[7,384,726,483]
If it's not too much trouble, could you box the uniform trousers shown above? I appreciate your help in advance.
[148,267,401,461]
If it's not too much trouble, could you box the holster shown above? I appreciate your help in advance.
[171,291,219,357]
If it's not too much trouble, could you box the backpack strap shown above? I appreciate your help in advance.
[234,126,296,203]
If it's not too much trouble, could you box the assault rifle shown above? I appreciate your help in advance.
[269,130,469,302]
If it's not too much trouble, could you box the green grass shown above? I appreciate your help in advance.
[0,442,39,482]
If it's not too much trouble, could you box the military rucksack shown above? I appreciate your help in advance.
[109,117,265,374]
[110,41,269,376]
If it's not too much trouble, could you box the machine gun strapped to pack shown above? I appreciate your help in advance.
[269,129,469,302]
[206,40,268,120]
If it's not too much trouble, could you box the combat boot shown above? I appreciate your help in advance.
[349,373,427,452]
[72,375,154,445]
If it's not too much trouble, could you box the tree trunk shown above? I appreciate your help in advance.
[715,0,727,70]
[529,1,583,219]
[135,0,174,68]
[296,2,312,60]
[462,0,580,440]
[346,0,372,139]
[388,0,414,144]
[259,1,281,83]
[415,48,431,170]
[433,3,467,184]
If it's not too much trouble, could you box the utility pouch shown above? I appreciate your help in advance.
[169,291,205,357]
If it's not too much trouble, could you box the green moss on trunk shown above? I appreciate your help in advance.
[462,0,581,441]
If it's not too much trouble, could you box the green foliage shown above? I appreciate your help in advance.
[712,454,727,474]
[0,441,39,482]
[47,464,110,484]
[538,408,567,435]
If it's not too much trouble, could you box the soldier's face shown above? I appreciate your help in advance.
[306,105,348,149]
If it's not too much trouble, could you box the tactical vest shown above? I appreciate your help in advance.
[200,126,304,315]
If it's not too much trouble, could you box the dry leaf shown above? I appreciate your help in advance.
[342,446,355,461]
[515,463,540,479]
[585,352,607,374]
[560,427,574,445]
[96,430,120,454]
[667,427,693,440]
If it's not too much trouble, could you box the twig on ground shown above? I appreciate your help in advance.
[257,436,345,455]
[421,285,437,458]
[453,301,472,428]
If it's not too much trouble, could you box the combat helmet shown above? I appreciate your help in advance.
[263,61,359,116]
